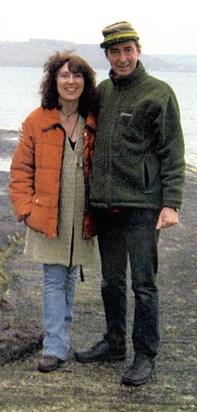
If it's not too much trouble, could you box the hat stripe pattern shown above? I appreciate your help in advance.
[103,31,139,44]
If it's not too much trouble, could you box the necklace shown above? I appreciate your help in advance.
[68,113,80,140]
[59,108,78,121]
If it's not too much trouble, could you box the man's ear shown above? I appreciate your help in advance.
[104,49,108,59]
[137,44,142,56]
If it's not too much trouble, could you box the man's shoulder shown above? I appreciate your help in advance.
[146,72,174,92]
[97,78,111,89]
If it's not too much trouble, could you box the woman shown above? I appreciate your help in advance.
[9,51,98,372]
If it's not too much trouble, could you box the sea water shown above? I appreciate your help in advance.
[0,66,196,169]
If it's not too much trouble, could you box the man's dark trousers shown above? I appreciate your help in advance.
[95,207,160,357]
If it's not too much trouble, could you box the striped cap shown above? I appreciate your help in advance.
[100,21,139,49]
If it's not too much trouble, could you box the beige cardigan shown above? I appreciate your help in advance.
[24,117,98,267]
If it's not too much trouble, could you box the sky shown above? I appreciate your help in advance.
[0,0,196,55]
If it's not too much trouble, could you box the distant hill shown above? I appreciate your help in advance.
[0,39,197,72]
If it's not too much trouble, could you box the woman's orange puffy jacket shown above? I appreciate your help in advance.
[9,107,97,239]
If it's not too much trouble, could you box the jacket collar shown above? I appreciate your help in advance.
[84,113,96,132]
[40,107,96,134]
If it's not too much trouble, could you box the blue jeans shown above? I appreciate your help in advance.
[42,264,79,360]
[96,208,160,357]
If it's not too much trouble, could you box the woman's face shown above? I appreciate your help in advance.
[57,62,85,104]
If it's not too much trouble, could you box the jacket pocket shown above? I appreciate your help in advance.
[143,156,161,194]
[117,110,134,140]
[25,194,57,237]
[143,162,149,189]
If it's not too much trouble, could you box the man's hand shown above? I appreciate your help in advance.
[18,126,23,142]
[156,207,179,230]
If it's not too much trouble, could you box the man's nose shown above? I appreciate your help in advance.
[118,51,127,61]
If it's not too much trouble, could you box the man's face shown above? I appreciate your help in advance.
[106,41,140,77]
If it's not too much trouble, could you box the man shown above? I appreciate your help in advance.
[74,21,185,386]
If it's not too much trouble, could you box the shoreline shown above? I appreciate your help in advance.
[1,128,197,172]
[0,128,18,133]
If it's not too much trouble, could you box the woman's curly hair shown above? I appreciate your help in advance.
[40,51,99,117]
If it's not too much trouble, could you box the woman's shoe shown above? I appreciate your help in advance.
[37,355,65,372]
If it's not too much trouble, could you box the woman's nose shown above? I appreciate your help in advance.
[67,74,75,82]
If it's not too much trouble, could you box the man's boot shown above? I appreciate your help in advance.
[74,339,126,363]
[122,352,155,386]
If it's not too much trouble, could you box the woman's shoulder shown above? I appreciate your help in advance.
[25,107,59,128]
[25,106,44,122]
